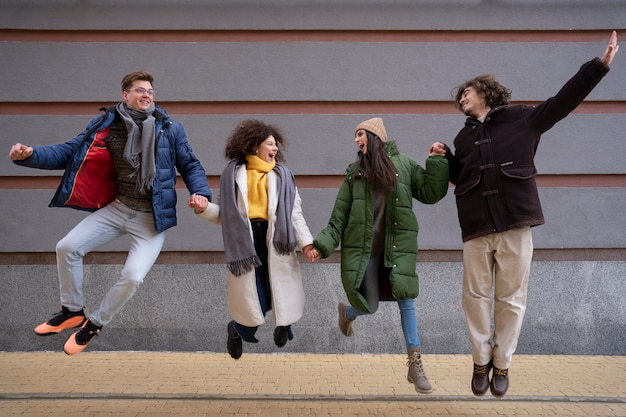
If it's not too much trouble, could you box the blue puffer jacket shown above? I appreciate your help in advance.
[14,105,212,233]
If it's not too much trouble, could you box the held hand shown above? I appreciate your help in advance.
[601,30,619,66]
[9,143,33,161]
[303,245,321,263]
[188,193,208,213]
[429,142,446,157]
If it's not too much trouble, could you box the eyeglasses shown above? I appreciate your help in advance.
[126,87,155,96]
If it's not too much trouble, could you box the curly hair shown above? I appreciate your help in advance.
[452,74,512,112]
[224,119,287,162]
[121,71,154,92]
[354,131,397,194]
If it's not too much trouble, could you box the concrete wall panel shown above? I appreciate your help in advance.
[2,42,624,102]
[2,114,624,177]
[1,260,624,354]
[1,1,625,31]
[2,187,624,252]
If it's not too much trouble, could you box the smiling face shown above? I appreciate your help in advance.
[256,135,278,163]
[459,86,490,119]
[122,80,154,111]
[355,129,369,155]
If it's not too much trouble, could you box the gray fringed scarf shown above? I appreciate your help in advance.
[221,159,297,277]
[116,102,156,193]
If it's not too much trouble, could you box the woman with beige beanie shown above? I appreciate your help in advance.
[307,117,449,394]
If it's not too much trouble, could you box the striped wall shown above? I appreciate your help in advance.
[0,1,624,353]
[2,23,624,255]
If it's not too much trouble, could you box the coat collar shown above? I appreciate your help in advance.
[465,105,507,127]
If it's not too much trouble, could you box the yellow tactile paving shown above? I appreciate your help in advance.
[0,352,624,416]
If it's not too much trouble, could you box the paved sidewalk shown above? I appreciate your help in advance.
[0,352,624,416]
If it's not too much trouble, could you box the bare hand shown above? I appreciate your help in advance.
[188,193,208,213]
[9,143,33,161]
[305,246,321,262]
[429,142,446,157]
[601,31,619,66]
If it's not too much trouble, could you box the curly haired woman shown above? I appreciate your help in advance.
[189,119,314,359]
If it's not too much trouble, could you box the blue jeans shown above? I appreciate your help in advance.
[346,253,421,350]
[55,200,165,326]
[347,298,421,350]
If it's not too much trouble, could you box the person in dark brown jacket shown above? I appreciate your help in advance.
[443,31,619,398]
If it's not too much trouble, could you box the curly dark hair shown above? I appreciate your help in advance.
[354,131,397,194]
[452,74,511,112]
[224,119,287,162]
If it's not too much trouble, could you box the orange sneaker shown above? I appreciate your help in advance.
[63,319,101,355]
[34,306,86,336]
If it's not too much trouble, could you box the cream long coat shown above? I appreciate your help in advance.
[197,164,313,327]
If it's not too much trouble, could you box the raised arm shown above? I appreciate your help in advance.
[600,31,619,67]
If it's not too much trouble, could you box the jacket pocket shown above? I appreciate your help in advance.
[454,175,481,196]
[500,164,537,179]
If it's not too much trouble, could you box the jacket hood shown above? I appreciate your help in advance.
[384,140,400,156]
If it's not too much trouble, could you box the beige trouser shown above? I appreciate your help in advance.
[462,226,533,370]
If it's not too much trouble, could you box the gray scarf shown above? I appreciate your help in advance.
[116,102,157,193]
[220,159,297,277]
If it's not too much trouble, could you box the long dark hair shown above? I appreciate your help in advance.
[354,131,397,193]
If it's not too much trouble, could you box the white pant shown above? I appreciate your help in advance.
[462,227,533,369]
[55,200,165,326]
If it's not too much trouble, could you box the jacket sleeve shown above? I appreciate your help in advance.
[170,122,213,202]
[291,189,314,249]
[529,57,610,134]
[443,144,460,185]
[13,115,105,170]
[313,173,353,258]
[412,155,449,204]
[195,201,221,225]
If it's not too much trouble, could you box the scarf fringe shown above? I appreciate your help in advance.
[273,241,297,256]
[227,256,262,277]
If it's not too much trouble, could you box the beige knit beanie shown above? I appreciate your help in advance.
[355,117,387,142]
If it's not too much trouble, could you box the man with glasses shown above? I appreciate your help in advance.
[9,71,212,354]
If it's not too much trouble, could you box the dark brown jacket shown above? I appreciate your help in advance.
[447,58,610,242]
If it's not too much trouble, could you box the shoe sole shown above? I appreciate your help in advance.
[34,316,86,336]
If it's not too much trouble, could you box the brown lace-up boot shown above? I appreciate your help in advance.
[471,360,493,395]
[337,301,354,336]
[407,347,433,394]
[490,366,509,397]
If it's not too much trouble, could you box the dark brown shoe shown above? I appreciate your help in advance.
[471,360,492,395]
[490,367,509,397]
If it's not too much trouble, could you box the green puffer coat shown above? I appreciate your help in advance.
[313,141,449,312]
